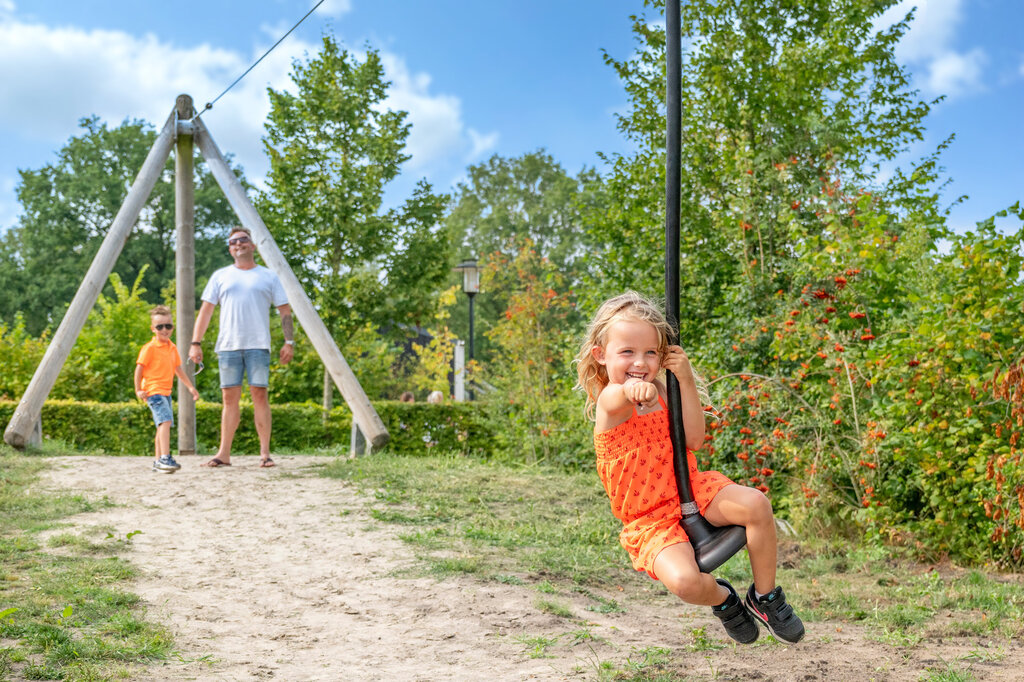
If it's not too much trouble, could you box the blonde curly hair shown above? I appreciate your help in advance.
[574,291,674,421]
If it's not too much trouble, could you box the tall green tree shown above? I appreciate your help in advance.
[259,34,452,400]
[447,150,600,278]
[443,150,602,361]
[0,116,243,335]
[586,0,944,357]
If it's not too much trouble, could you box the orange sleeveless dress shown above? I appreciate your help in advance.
[595,396,734,579]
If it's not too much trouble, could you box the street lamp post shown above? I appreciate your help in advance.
[454,258,480,400]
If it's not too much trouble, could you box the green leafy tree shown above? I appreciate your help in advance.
[444,151,602,361]
[481,242,588,466]
[586,0,942,353]
[260,34,452,400]
[0,116,244,335]
[410,286,463,396]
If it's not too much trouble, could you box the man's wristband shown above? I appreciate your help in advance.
[190,341,201,346]
[284,340,294,345]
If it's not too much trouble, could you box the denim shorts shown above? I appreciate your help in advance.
[146,394,174,427]
[217,349,271,388]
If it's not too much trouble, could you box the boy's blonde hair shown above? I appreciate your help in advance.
[149,305,172,320]
[575,291,673,420]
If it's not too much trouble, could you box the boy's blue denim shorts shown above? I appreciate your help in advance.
[217,349,271,389]
[146,394,174,427]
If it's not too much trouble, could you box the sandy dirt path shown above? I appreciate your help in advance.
[37,455,1024,681]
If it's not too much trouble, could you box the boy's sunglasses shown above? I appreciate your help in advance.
[154,323,174,331]
[193,360,204,376]
[227,236,251,246]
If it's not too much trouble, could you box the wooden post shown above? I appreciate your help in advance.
[322,369,333,425]
[28,416,42,448]
[349,421,366,457]
[453,339,466,401]
[3,112,176,449]
[175,94,197,456]
[192,116,391,450]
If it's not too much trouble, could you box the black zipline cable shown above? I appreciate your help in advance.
[191,0,326,120]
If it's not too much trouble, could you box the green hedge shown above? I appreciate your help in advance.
[0,400,493,456]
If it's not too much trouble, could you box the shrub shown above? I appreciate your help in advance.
[0,400,493,457]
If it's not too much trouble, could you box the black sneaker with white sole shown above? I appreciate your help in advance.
[744,584,805,643]
[711,578,759,644]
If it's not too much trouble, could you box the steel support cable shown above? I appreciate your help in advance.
[190,0,326,120]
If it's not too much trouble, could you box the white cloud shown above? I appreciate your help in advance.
[467,129,499,161]
[317,0,352,18]
[0,19,256,145]
[0,13,493,204]
[880,0,961,62]
[876,0,985,98]
[925,48,986,98]
[380,52,497,172]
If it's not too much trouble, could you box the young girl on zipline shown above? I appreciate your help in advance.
[575,291,804,644]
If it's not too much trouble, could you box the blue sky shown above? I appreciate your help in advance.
[0,0,1020,237]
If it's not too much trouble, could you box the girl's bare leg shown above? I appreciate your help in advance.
[704,484,777,595]
[652,542,730,605]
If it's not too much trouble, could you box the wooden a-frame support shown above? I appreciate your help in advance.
[3,96,390,452]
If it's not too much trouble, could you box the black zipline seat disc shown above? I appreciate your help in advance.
[681,512,749,574]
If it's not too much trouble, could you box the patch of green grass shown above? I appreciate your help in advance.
[624,646,672,671]
[0,452,173,680]
[871,626,923,647]
[535,598,574,618]
[515,633,559,658]
[319,452,627,583]
[535,580,558,594]
[493,573,524,585]
[566,625,596,645]
[919,661,977,682]
[573,586,626,614]
[686,625,726,652]
[958,645,1006,663]
[425,555,482,577]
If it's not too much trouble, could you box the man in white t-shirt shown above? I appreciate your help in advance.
[188,227,294,468]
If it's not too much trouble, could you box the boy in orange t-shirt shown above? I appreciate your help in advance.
[135,305,200,472]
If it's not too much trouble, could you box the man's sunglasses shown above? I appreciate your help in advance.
[227,236,251,246]
[154,323,174,331]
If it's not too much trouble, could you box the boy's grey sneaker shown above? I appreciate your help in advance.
[744,585,805,643]
[711,578,759,644]
[155,454,181,471]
